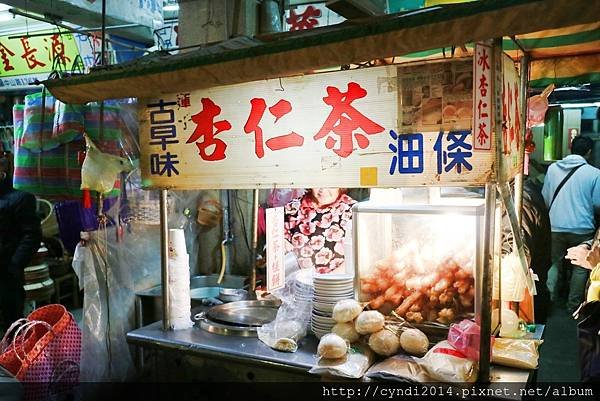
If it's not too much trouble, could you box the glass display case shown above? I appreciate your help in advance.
[353,201,487,329]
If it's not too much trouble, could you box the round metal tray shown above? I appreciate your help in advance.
[195,299,281,336]
[197,318,260,337]
[206,300,280,327]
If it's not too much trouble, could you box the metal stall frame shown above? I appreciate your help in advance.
[153,38,525,383]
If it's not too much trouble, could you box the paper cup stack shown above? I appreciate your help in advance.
[168,228,193,330]
[311,273,354,338]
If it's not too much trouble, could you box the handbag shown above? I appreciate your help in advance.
[0,304,81,400]
[574,300,600,382]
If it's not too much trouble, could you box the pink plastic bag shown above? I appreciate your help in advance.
[527,84,554,128]
[447,319,492,362]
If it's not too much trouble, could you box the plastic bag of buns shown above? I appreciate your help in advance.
[309,343,375,379]
[419,341,477,383]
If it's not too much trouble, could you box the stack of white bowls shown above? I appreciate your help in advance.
[292,269,314,328]
[311,274,354,338]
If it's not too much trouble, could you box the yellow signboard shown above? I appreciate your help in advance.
[139,62,497,190]
[0,31,81,77]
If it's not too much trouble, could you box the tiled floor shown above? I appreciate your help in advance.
[537,301,580,381]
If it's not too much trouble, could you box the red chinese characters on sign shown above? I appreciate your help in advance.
[184,82,382,162]
[502,80,521,155]
[286,5,321,31]
[20,37,46,69]
[244,98,304,158]
[314,82,384,158]
[0,42,15,72]
[176,92,191,109]
[473,44,492,151]
[48,34,70,65]
[186,98,231,161]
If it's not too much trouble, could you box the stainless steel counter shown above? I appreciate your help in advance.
[127,322,543,389]
[127,321,319,374]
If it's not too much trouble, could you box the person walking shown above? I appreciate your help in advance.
[542,136,600,313]
[0,153,41,331]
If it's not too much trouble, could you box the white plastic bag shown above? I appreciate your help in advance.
[257,269,313,352]
[81,135,132,194]
[366,353,431,383]
[498,252,527,302]
[309,343,375,379]
[419,340,477,383]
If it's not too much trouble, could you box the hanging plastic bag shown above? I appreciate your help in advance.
[527,84,554,128]
[53,100,85,144]
[81,135,133,194]
[21,91,59,152]
[498,252,527,302]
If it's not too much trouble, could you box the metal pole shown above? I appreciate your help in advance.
[160,189,171,331]
[249,189,259,295]
[514,54,530,225]
[478,182,496,383]
[101,0,107,66]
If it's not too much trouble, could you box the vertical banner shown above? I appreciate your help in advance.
[266,207,285,292]
[473,43,492,151]
[500,53,523,182]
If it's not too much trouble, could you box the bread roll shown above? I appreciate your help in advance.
[400,328,429,357]
[368,329,400,356]
[317,333,349,359]
[332,322,360,343]
[332,299,362,323]
[355,310,385,335]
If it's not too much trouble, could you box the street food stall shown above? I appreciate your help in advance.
[38,0,599,390]
[118,38,542,386]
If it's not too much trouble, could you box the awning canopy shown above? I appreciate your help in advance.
[43,0,600,104]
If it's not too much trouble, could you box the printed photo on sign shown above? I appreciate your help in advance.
[398,60,473,134]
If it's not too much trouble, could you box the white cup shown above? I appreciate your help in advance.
[168,229,188,259]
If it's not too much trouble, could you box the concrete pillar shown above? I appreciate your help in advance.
[178,0,258,49]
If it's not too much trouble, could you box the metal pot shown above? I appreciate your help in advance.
[217,288,248,303]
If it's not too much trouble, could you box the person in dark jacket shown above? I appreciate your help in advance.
[0,154,41,330]
[502,177,552,323]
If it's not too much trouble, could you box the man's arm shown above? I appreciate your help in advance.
[8,193,42,276]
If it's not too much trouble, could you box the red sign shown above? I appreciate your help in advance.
[473,43,492,151]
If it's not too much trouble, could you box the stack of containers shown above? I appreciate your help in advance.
[168,228,193,330]
[292,269,314,329]
[311,274,354,338]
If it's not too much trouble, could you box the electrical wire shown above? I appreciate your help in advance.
[234,190,252,254]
